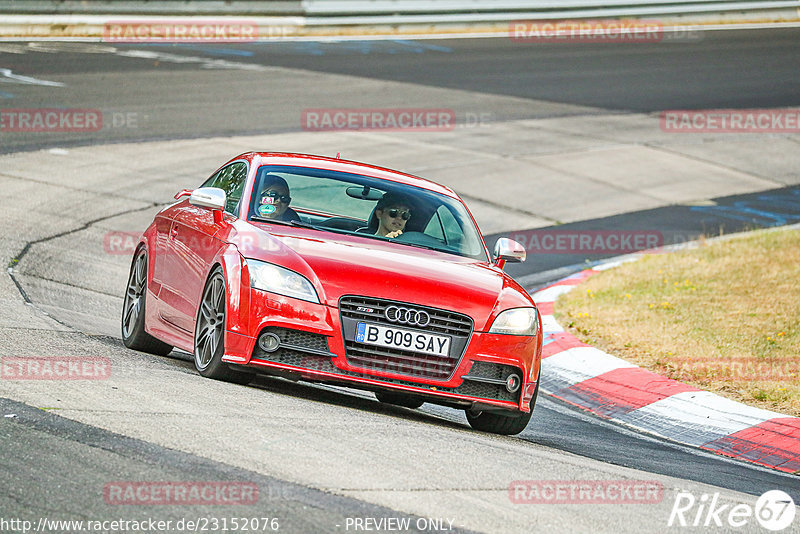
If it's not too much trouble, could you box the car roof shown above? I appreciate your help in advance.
[229,152,460,199]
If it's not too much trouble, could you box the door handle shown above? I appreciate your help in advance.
[170,227,178,238]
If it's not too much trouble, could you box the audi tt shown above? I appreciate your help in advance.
[121,152,542,435]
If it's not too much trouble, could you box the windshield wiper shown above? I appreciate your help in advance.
[395,241,441,252]
[250,217,318,230]
[250,216,293,225]
[363,234,443,252]
[289,220,321,230]
[250,216,354,235]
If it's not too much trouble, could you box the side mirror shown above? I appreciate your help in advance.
[189,187,226,211]
[493,238,526,269]
[189,187,226,224]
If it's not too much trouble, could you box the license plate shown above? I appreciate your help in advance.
[355,322,451,357]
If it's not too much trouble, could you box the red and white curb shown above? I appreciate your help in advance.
[533,263,800,475]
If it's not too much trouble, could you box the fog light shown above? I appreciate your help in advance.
[505,374,521,393]
[258,332,281,353]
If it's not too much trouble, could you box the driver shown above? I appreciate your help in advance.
[256,174,300,222]
[374,192,413,238]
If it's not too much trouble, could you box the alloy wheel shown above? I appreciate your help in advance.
[122,252,146,339]
[195,273,225,370]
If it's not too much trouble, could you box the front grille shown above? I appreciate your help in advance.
[339,296,473,380]
[252,327,331,359]
[461,361,523,399]
[252,347,329,368]
[265,327,329,353]
[340,296,472,336]
[465,361,519,381]
[345,344,453,380]
[250,347,519,404]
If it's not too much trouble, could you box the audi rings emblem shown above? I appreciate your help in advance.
[385,306,431,327]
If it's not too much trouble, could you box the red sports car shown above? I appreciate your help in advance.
[122,152,542,435]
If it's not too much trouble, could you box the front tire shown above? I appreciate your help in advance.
[194,267,253,385]
[465,381,538,435]
[466,409,533,435]
[121,249,173,356]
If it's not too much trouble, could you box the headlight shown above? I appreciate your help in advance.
[489,307,538,336]
[246,259,319,304]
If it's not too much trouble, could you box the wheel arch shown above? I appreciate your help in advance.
[205,245,250,336]
[137,224,157,285]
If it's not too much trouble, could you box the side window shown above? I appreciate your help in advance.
[202,162,248,214]
[425,205,463,246]
[425,210,445,241]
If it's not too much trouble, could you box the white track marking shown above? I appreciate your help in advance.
[0,68,64,87]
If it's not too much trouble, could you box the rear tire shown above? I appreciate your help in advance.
[375,391,424,409]
[194,267,254,385]
[121,249,173,356]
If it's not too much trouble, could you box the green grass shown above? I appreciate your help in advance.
[556,228,800,417]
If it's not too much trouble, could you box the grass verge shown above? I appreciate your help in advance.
[555,227,800,417]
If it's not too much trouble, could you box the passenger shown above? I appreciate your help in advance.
[256,174,301,222]
[373,192,413,238]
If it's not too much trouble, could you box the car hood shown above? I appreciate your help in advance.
[232,224,534,331]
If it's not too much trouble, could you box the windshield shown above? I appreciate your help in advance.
[248,165,488,261]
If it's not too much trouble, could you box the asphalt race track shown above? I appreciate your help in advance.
[1,28,799,533]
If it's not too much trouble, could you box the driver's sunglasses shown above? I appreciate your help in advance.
[264,191,291,203]
[388,209,411,220]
